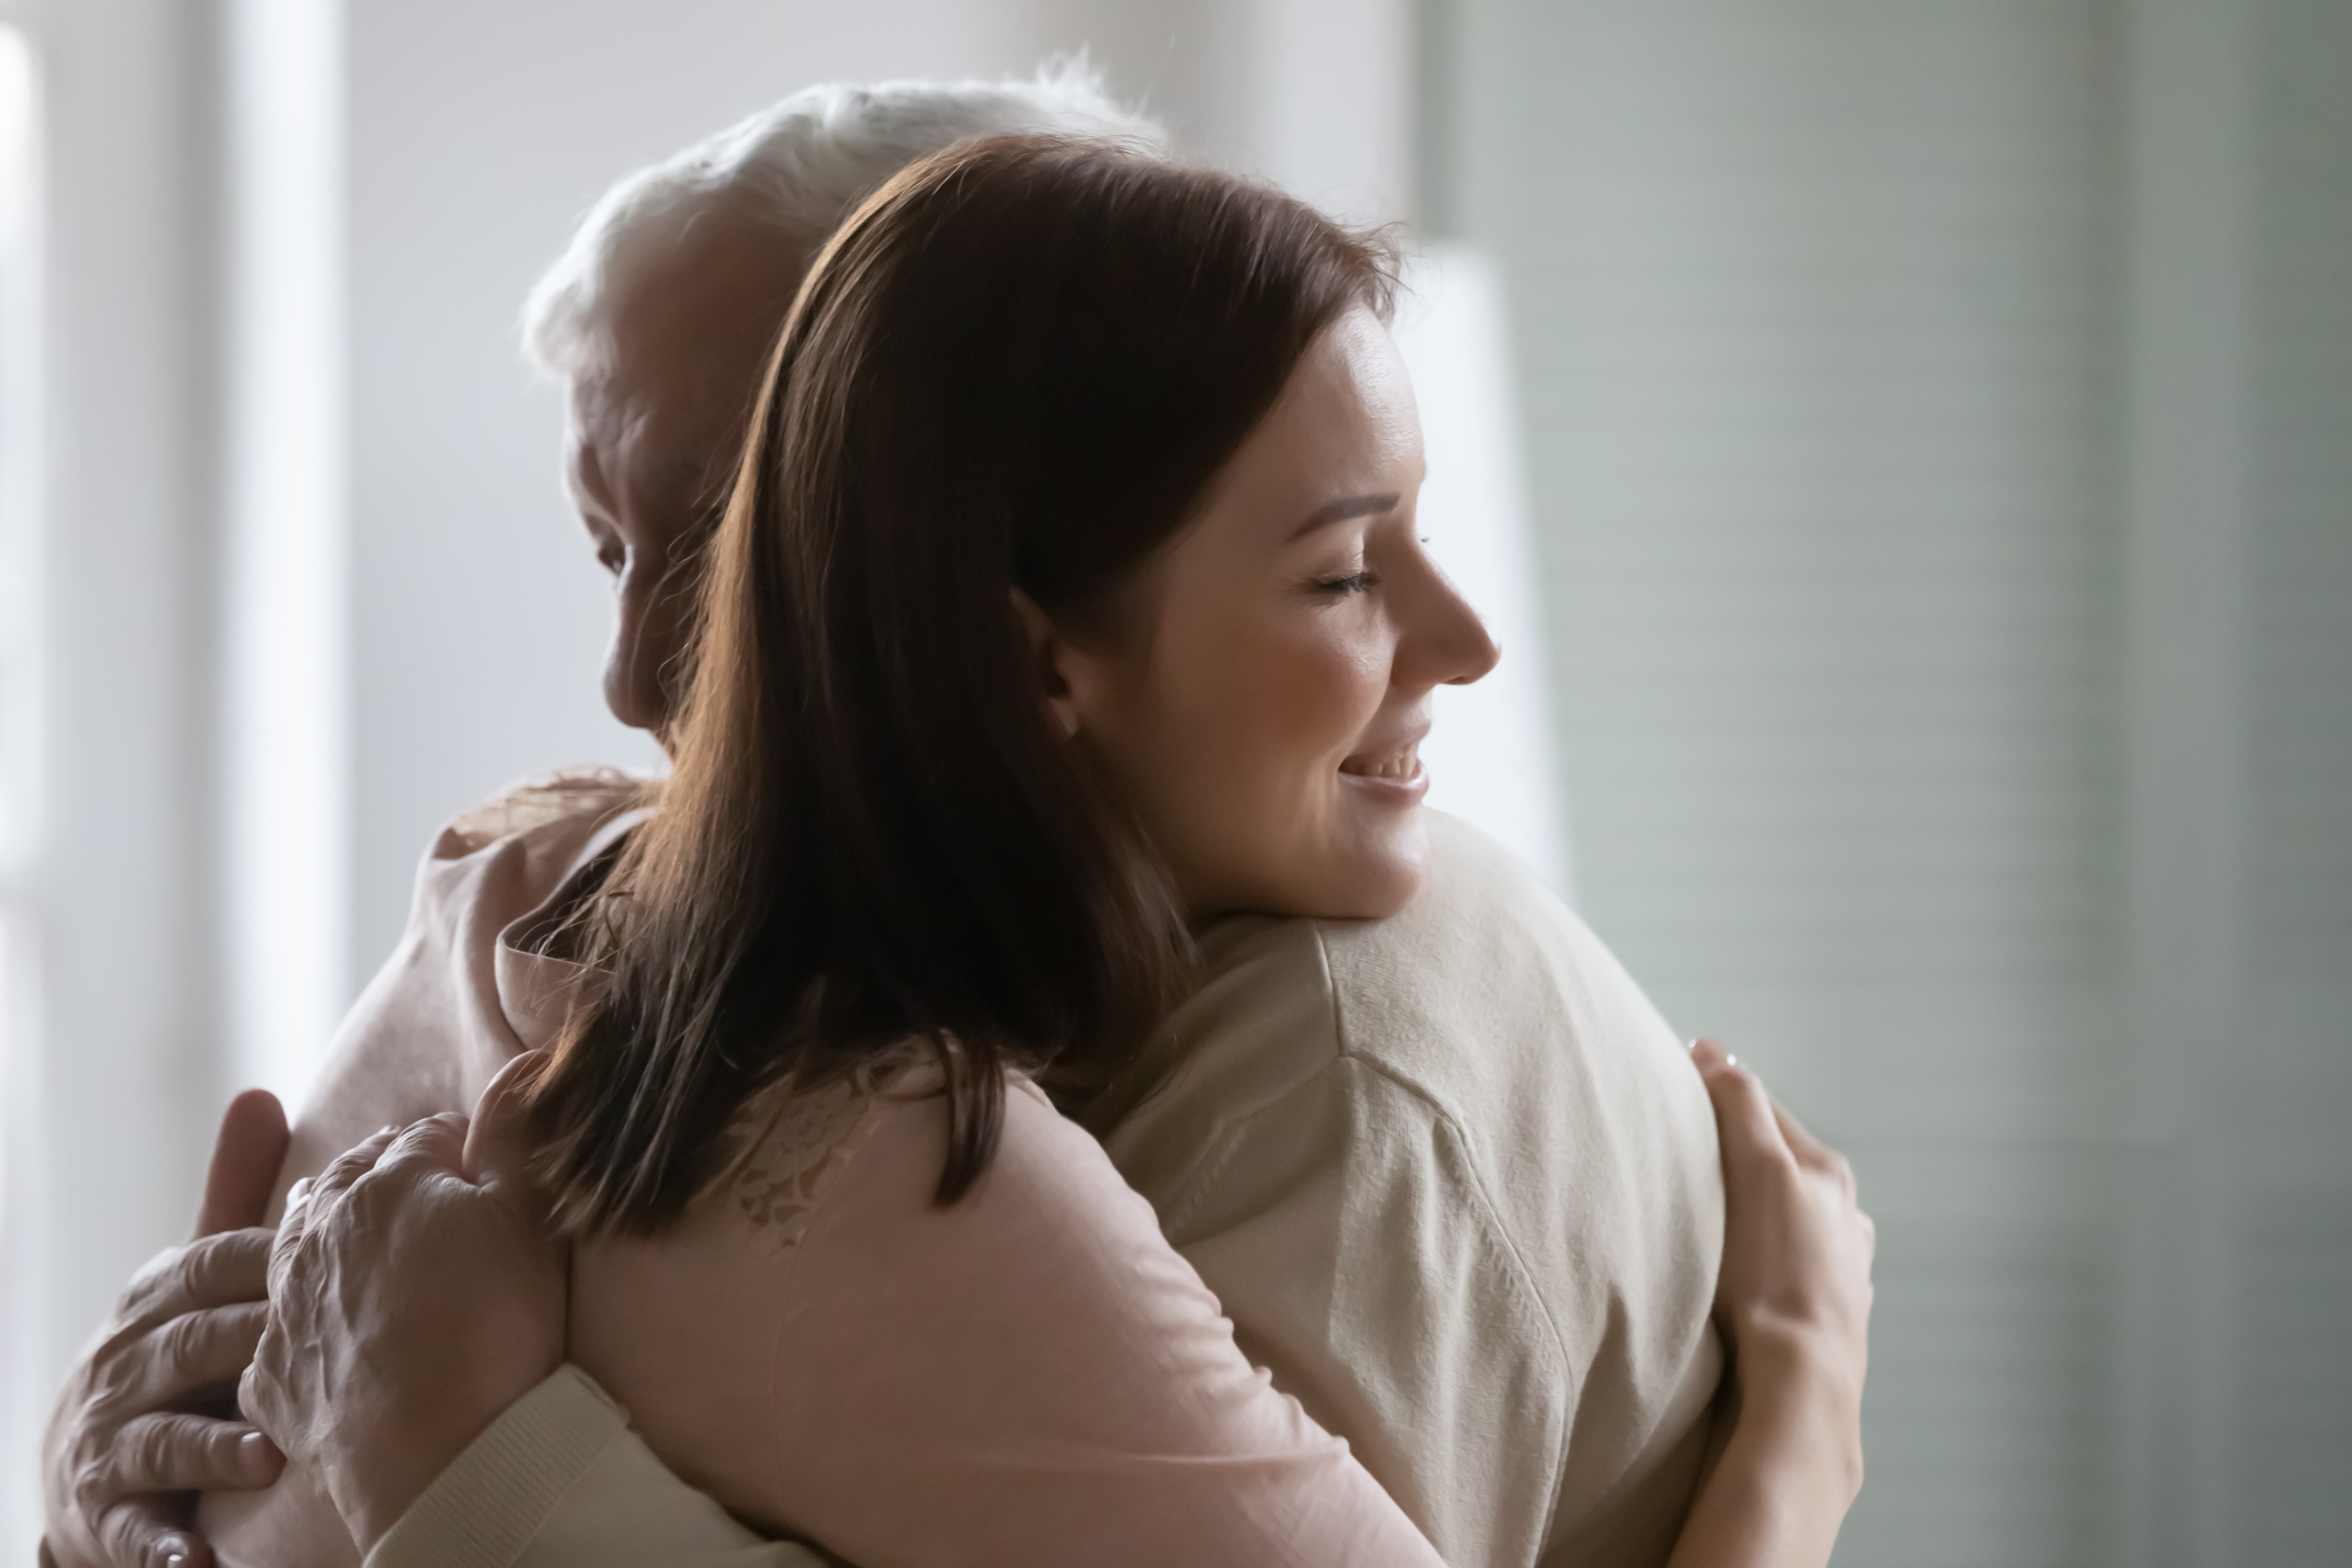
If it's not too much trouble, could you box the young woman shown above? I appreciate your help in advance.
[253,134,1873,1568]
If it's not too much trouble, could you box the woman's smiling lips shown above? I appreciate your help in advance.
[1338,732,1431,807]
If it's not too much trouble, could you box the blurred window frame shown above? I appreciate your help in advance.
[0,12,45,1563]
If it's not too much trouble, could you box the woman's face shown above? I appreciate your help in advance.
[1054,306,1500,922]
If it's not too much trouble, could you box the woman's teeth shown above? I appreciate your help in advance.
[1341,743,1422,781]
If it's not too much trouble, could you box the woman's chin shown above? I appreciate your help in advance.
[1181,802,1430,923]
[1285,807,1430,922]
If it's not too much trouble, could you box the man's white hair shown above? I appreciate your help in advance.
[521,58,1166,380]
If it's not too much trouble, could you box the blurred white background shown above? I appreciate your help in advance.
[2,1,2347,1563]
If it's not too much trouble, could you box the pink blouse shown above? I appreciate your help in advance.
[567,1060,1448,1567]
[200,778,1451,1567]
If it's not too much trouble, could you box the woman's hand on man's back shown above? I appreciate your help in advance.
[1669,1039,1875,1568]
[1695,1036,1874,1447]
[239,1053,568,1554]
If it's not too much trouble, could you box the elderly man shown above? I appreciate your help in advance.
[41,66,1723,1568]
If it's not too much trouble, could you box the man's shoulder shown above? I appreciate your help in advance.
[1310,811,1720,1274]
[435,765,650,860]
[1103,813,1726,1568]
[409,765,652,925]
[1313,810,1676,1105]
[296,767,655,1176]
[1108,811,1708,1181]
[1095,911,1342,1207]
[1107,811,1715,1224]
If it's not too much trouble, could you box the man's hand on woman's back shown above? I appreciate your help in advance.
[41,1090,292,1568]
[238,1052,568,1555]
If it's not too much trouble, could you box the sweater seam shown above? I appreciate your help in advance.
[1309,919,1577,1564]
[1158,929,1347,1237]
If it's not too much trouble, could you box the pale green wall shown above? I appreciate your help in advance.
[1424,0,2351,1560]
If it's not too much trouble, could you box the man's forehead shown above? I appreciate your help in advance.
[568,377,721,495]
[577,296,797,433]
[606,210,811,366]
[563,211,812,498]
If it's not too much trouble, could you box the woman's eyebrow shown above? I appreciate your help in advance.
[1287,492,1401,541]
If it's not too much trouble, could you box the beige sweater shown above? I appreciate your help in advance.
[1099,815,1725,1567]
[230,782,1722,1568]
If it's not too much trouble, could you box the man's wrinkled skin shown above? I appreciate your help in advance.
[564,208,812,740]
[39,213,808,1568]
[41,1094,292,1568]
[239,1055,567,1556]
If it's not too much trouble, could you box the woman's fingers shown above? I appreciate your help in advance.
[1692,1039,1858,1195]
[1692,1039,1791,1181]
[1770,1094,1856,1194]
[1693,1031,1873,1523]
[1768,1093,1826,1163]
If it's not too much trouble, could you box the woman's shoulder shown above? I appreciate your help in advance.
[565,1059,1160,1520]
[710,1054,937,1259]
[699,1056,1145,1265]
[762,1060,1283,1442]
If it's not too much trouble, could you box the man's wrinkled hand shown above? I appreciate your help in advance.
[239,1053,568,1554]
[41,1090,292,1568]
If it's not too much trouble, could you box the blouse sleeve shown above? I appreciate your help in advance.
[755,1077,1449,1568]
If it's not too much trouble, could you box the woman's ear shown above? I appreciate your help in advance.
[1009,588,1096,739]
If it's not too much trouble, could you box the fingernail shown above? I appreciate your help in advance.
[1725,1053,1738,1068]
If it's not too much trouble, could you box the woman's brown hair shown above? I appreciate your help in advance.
[531,135,1397,1233]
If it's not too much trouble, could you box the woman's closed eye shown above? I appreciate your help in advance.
[1313,569,1378,597]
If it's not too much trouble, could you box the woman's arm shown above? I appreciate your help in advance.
[250,1047,1867,1568]
[247,1062,1450,1568]
[564,1070,1452,1568]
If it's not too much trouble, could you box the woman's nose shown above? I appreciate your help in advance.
[1399,551,1501,690]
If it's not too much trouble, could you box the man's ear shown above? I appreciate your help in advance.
[1009,588,1098,739]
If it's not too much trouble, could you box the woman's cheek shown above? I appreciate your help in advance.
[1271,618,1381,736]
[1275,629,1389,838]
[1169,602,1380,838]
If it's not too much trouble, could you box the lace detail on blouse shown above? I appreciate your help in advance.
[725,1065,895,1260]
